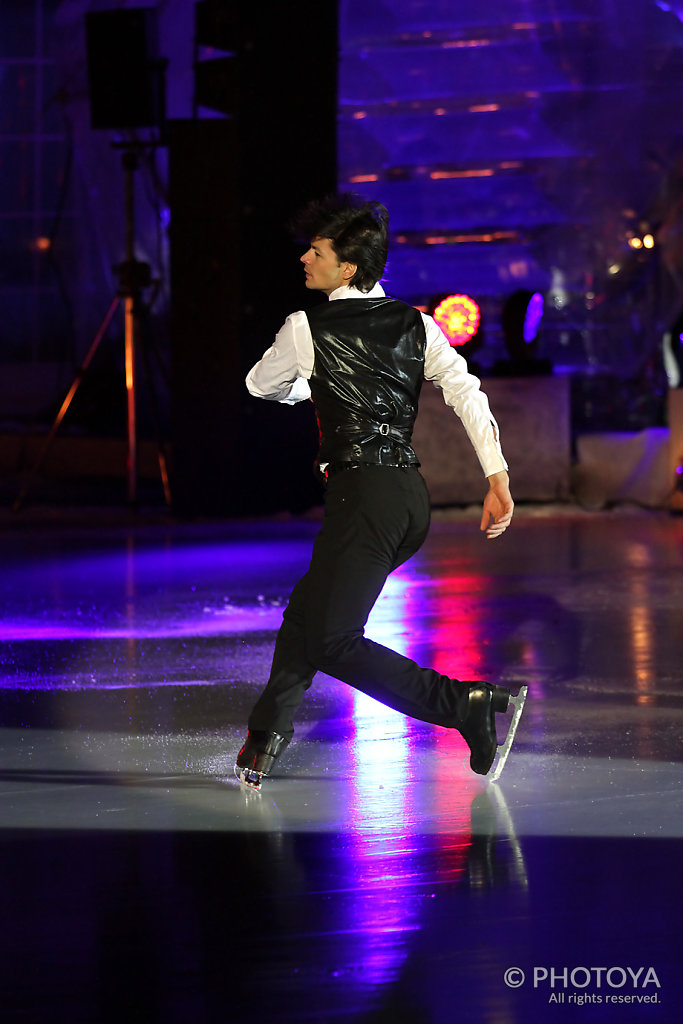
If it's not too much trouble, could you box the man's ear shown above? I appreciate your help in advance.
[342,262,357,283]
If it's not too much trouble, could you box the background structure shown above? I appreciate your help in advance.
[338,0,683,417]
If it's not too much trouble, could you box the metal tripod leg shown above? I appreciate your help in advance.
[13,144,172,513]
[124,294,137,504]
[12,295,121,512]
[137,311,172,508]
[489,685,528,783]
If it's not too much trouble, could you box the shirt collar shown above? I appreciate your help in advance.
[328,282,386,301]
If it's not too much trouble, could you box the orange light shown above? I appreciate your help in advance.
[352,111,367,119]
[433,294,481,347]
[443,38,491,48]
[349,174,378,183]
[424,230,516,244]
[468,104,499,113]
[35,236,51,251]
[430,168,494,179]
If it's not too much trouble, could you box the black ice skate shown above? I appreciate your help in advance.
[234,730,288,791]
[461,683,528,780]
[489,685,527,781]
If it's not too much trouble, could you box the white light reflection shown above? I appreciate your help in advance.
[343,566,421,988]
[352,565,414,820]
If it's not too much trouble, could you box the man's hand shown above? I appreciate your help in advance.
[480,470,514,539]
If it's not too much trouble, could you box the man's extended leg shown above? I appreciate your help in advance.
[236,465,522,787]
[246,575,317,742]
[243,463,430,742]
[234,573,316,789]
[299,466,472,724]
[236,464,427,787]
[296,466,525,775]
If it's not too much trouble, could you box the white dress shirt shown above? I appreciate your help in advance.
[246,283,508,477]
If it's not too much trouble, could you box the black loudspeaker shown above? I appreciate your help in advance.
[85,8,163,130]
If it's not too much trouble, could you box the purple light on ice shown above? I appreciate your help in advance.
[0,538,306,641]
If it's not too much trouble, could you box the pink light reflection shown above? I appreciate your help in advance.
[421,574,490,681]
[340,564,480,988]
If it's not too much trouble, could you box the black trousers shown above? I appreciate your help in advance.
[247,464,472,741]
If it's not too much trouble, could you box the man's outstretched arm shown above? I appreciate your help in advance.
[245,312,313,405]
[480,470,514,539]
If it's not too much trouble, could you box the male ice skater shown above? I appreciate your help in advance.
[235,194,526,790]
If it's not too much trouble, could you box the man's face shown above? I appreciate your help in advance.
[300,236,355,296]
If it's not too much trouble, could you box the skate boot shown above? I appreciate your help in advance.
[460,683,528,780]
[234,730,289,791]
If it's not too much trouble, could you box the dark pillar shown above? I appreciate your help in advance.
[169,1,337,516]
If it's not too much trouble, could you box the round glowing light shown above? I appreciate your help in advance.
[35,236,51,251]
[433,294,481,346]
[629,236,643,249]
[643,233,655,249]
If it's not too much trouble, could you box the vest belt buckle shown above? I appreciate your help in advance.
[378,423,390,436]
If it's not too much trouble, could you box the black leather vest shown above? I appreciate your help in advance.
[306,297,426,466]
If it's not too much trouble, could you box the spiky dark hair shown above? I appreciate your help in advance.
[292,193,389,292]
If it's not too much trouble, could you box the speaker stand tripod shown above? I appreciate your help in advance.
[13,147,171,512]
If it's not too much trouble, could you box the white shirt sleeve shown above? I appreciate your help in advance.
[245,310,314,405]
[422,313,508,477]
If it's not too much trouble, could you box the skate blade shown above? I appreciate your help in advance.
[234,764,264,791]
[489,685,528,783]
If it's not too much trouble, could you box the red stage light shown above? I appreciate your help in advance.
[433,294,481,347]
